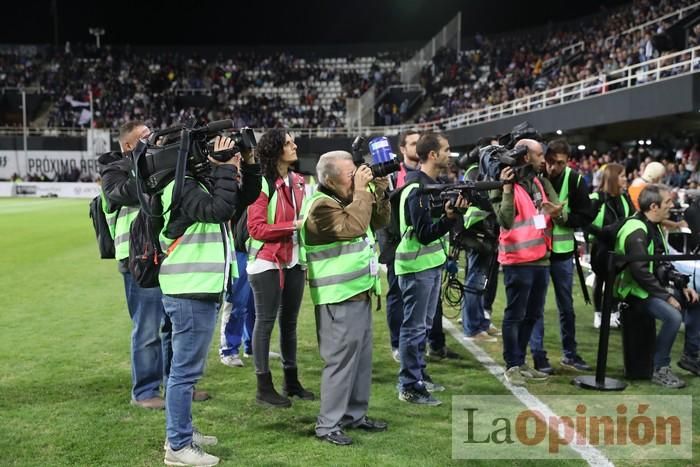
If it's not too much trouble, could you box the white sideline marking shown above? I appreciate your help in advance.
[443,318,614,467]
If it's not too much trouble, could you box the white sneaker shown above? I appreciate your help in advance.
[220,355,243,367]
[269,351,281,359]
[593,312,601,329]
[391,348,400,363]
[609,311,620,329]
[164,443,219,466]
[463,331,497,343]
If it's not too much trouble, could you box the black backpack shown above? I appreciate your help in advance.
[89,194,115,259]
[128,198,166,288]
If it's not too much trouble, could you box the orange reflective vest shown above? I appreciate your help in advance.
[497,178,552,265]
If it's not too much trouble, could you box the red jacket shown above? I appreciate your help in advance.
[247,171,305,266]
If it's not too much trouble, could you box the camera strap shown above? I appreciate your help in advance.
[288,172,299,220]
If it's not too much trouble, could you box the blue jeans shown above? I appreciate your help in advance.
[529,258,578,360]
[162,296,218,450]
[502,266,550,369]
[398,266,442,390]
[122,271,167,401]
[637,297,700,369]
[385,262,403,350]
[462,249,493,336]
[220,251,255,356]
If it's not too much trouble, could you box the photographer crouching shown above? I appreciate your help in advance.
[614,184,700,388]
[300,151,390,446]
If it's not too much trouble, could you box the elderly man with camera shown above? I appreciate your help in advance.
[614,184,700,389]
[300,151,390,446]
[492,138,567,387]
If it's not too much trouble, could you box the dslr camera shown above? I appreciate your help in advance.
[656,262,690,290]
[351,136,400,178]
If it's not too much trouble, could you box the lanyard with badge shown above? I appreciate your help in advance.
[532,180,547,230]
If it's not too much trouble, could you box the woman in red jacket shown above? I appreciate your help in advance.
[247,129,313,408]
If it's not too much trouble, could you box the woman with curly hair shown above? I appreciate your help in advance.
[246,129,313,408]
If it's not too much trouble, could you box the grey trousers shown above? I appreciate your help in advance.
[314,298,373,436]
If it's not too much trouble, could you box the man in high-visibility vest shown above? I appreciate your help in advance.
[395,132,468,406]
[160,134,260,466]
[99,121,171,410]
[492,138,567,387]
[301,151,390,446]
[614,184,700,389]
[528,139,595,374]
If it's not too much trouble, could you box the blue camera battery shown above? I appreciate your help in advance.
[369,137,393,164]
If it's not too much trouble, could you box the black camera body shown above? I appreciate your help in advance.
[656,262,690,290]
[478,144,529,181]
[134,120,256,194]
[351,136,400,179]
[420,181,504,218]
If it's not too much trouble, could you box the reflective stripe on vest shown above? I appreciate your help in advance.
[300,191,381,305]
[463,206,489,230]
[614,217,667,300]
[100,191,118,241]
[247,177,278,263]
[158,179,228,296]
[394,183,448,275]
[113,205,139,261]
[551,167,576,254]
[497,178,552,265]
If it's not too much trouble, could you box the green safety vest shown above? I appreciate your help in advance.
[100,190,139,262]
[462,164,489,230]
[300,190,381,305]
[394,183,448,275]
[551,167,579,254]
[590,192,631,230]
[247,177,278,263]
[614,217,666,300]
[158,179,231,296]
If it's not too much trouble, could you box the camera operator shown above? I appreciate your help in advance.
[301,151,390,446]
[614,184,700,389]
[461,136,501,343]
[528,139,594,374]
[377,130,419,362]
[159,133,260,466]
[395,132,468,406]
[493,138,566,386]
[98,121,171,409]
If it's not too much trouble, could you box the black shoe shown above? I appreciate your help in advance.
[678,353,700,376]
[256,372,292,408]
[428,346,461,360]
[398,385,442,406]
[533,355,554,375]
[317,430,352,446]
[282,367,315,400]
[353,417,388,432]
[560,355,592,372]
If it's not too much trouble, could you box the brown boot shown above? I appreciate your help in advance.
[192,389,210,402]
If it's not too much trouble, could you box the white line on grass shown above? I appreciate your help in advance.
[443,318,615,467]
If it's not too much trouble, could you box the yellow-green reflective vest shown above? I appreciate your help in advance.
[614,218,666,300]
[588,191,631,243]
[100,190,118,241]
[394,183,448,275]
[551,167,579,254]
[300,190,381,305]
[158,179,230,296]
[101,189,140,262]
[246,177,277,263]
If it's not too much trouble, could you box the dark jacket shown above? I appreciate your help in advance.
[403,170,456,246]
[377,162,420,264]
[621,214,670,302]
[548,168,595,262]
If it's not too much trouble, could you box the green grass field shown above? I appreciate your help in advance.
[1,198,698,466]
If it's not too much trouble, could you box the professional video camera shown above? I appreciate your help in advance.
[498,121,542,149]
[478,144,529,181]
[351,136,400,178]
[456,145,481,171]
[133,119,256,194]
[656,262,690,290]
[419,180,504,217]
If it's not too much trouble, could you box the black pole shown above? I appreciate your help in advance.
[574,250,627,391]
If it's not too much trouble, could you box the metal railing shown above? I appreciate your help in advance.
[3,45,700,140]
[542,41,585,69]
[604,0,700,46]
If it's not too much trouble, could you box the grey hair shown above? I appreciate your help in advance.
[316,151,353,185]
[638,184,671,212]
